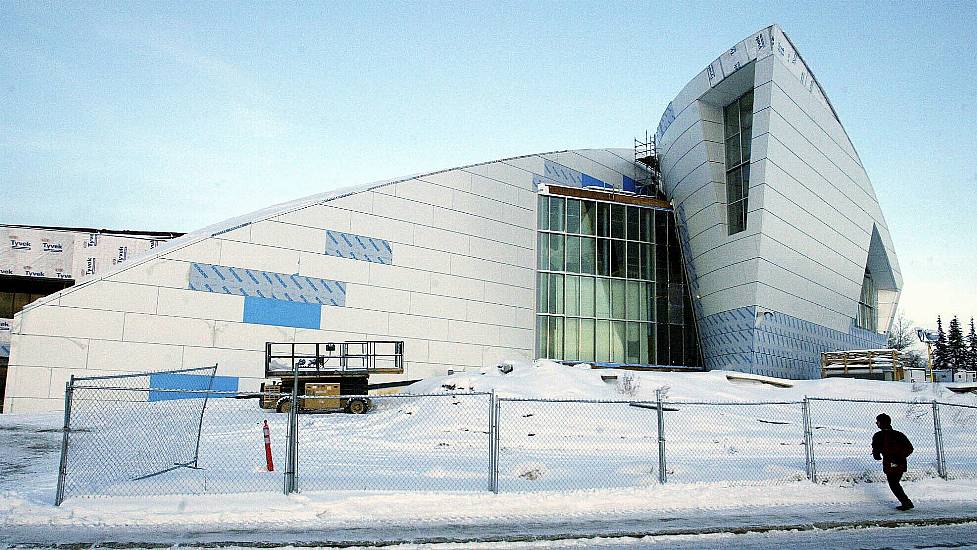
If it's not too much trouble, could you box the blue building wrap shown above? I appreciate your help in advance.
[243,296,322,329]
[148,373,239,402]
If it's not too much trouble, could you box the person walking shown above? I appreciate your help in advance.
[872,413,915,511]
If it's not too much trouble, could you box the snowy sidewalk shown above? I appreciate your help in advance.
[4,481,977,547]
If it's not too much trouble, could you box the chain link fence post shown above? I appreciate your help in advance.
[489,390,499,493]
[54,376,75,506]
[284,362,300,495]
[802,396,816,483]
[932,400,947,479]
[190,364,218,469]
[656,389,667,484]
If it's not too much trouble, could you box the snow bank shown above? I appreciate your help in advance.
[405,360,977,405]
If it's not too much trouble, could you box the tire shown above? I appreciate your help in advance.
[347,398,369,414]
[276,397,292,413]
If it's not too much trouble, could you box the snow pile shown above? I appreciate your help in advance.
[405,359,977,405]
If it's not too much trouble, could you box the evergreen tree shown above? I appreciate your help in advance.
[933,316,948,370]
[967,318,977,371]
[947,316,967,371]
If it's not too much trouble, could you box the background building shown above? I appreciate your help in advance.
[0,225,181,411]
[3,24,900,412]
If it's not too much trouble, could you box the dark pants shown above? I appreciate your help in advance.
[886,471,912,506]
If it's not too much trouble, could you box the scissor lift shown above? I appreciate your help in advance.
[259,340,404,413]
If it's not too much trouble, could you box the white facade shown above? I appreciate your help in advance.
[4,150,640,412]
[657,25,901,378]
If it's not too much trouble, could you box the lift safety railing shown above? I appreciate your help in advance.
[265,341,404,376]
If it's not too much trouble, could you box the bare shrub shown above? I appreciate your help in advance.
[616,371,640,398]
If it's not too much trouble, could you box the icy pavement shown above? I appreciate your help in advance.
[4,461,977,548]
[4,502,977,548]
[309,522,977,549]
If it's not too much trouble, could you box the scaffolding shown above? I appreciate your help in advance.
[634,131,662,196]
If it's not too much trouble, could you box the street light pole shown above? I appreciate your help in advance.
[916,327,939,383]
[926,341,934,382]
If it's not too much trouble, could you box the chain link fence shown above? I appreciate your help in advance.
[292,393,492,492]
[663,400,808,484]
[54,372,977,504]
[57,367,217,501]
[497,398,661,492]
[807,398,941,483]
[937,402,977,479]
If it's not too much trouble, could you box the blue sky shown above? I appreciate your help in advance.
[1,1,975,328]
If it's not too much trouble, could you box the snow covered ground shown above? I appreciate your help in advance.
[2,361,977,547]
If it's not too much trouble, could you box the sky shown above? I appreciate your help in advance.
[1,1,975,329]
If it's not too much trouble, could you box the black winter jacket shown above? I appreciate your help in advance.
[872,428,914,474]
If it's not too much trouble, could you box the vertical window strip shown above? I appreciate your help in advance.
[724,89,754,235]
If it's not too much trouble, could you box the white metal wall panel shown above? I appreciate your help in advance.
[428,340,484,367]
[387,312,449,340]
[124,313,215,347]
[86,339,184,373]
[448,320,501,347]
[276,204,352,232]
[345,284,411,315]
[217,240,300,275]
[7,366,53,399]
[484,280,534,308]
[180,346,264,379]
[249,221,327,254]
[107,259,190,289]
[417,170,473,193]
[58,281,159,314]
[156,287,246,321]
[9,334,89,370]
[19,306,126,341]
[413,225,471,256]
[162,239,221,265]
[368,263,430,293]
[394,179,455,209]
[298,250,371,285]
[465,162,535,192]
[409,292,469,321]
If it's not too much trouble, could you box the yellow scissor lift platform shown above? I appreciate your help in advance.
[259,340,404,414]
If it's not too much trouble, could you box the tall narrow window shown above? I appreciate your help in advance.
[724,89,753,235]
[856,268,877,331]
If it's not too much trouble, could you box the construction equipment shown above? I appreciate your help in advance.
[259,341,404,414]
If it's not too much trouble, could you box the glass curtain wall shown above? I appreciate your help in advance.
[536,195,696,366]
[724,89,754,235]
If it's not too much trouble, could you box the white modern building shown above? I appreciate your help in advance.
[656,25,900,378]
[3,24,900,412]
